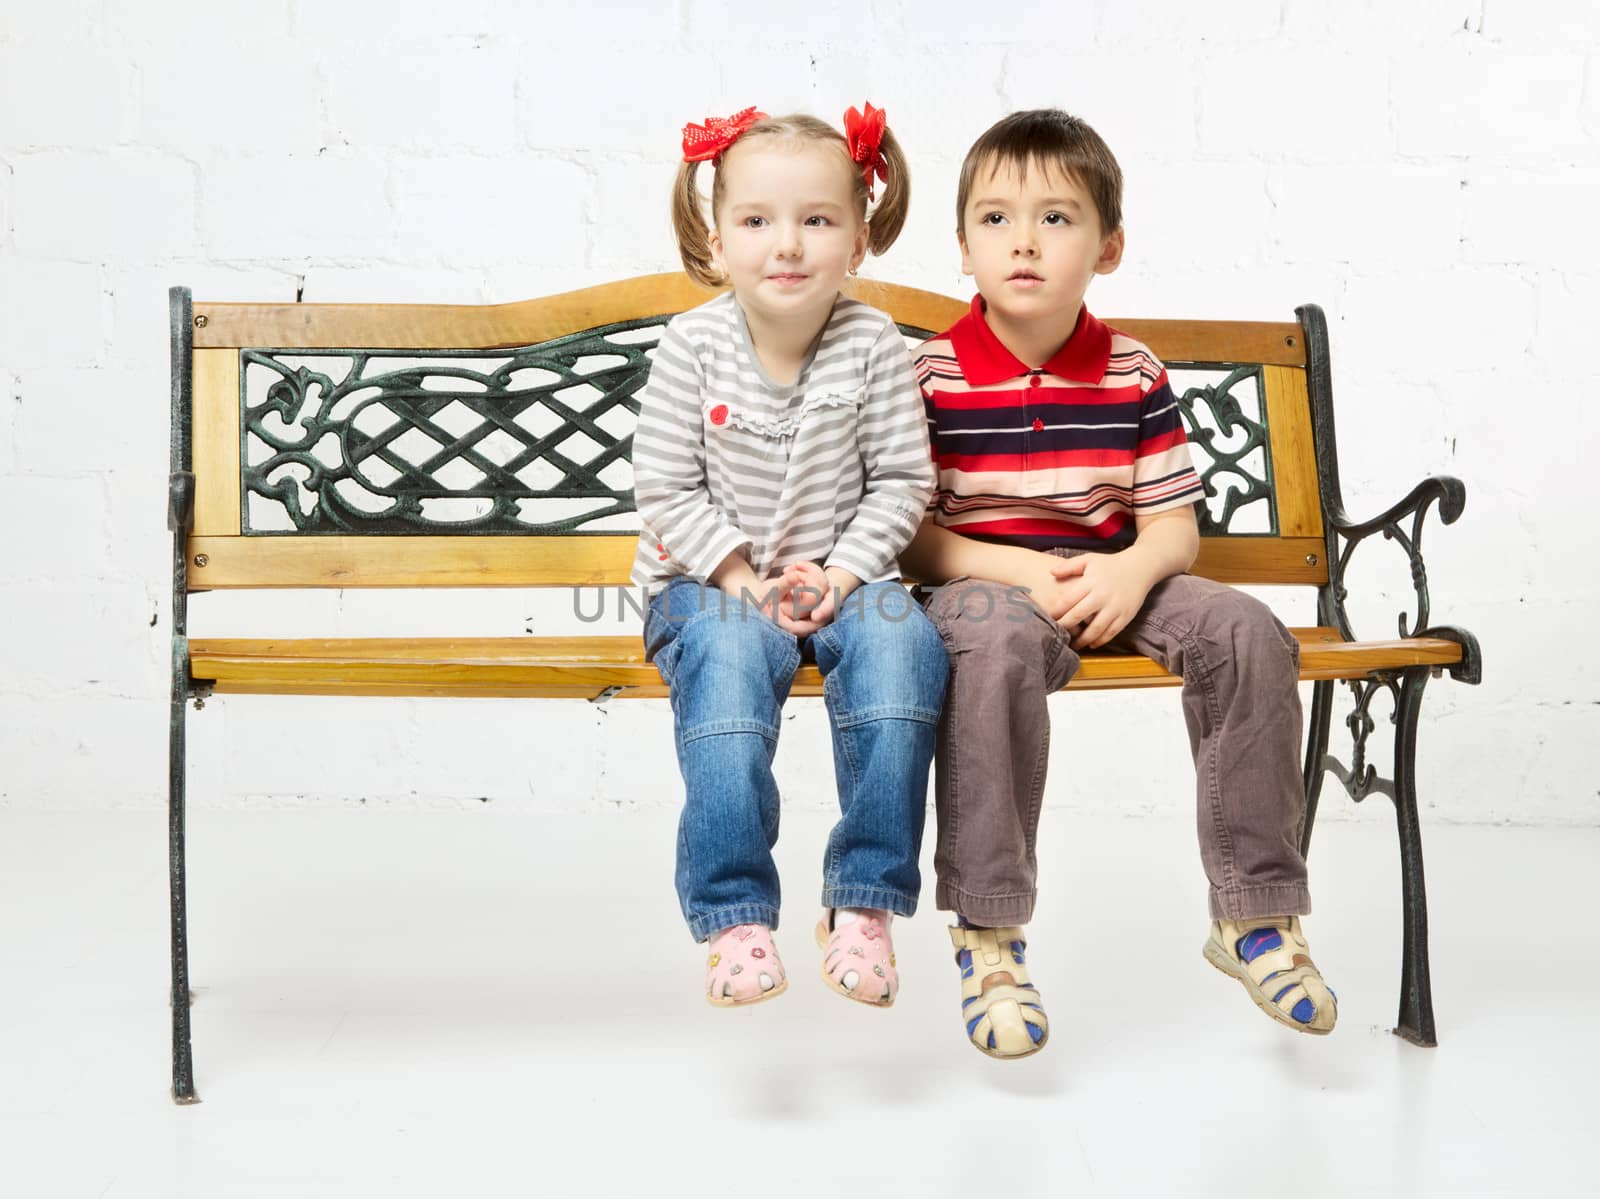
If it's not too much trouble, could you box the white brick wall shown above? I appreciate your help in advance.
[13,151,199,260]
[0,259,106,367]
[1198,54,1392,159]
[325,46,520,153]
[135,41,322,158]
[1,0,1596,827]
[0,44,128,148]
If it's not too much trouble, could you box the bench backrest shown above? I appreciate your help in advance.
[169,273,1328,593]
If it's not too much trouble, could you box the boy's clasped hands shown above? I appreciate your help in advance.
[1022,549,1156,651]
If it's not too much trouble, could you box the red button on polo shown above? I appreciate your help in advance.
[1032,418,1044,432]
[1028,375,1042,388]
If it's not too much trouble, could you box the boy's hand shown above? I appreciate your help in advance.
[1050,552,1157,649]
[1014,552,1083,622]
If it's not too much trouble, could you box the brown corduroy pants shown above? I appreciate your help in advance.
[923,564,1313,926]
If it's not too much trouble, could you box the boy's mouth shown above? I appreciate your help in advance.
[1008,269,1044,283]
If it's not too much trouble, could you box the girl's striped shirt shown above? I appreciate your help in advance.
[630,291,934,592]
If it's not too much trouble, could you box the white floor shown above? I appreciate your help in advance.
[2,804,1595,1197]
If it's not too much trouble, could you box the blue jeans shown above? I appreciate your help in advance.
[644,577,948,942]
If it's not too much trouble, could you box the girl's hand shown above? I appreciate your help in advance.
[1049,552,1155,650]
[711,554,789,625]
[776,561,834,635]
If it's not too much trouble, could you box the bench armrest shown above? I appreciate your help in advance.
[1325,474,1464,542]
[1320,473,1481,683]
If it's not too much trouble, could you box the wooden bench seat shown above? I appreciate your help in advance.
[188,629,1466,699]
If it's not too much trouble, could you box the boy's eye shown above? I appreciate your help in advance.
[1042,212,1071,226]
[980,212,1006,226]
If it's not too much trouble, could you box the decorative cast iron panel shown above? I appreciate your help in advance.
[241,321,1278,537]
[1170,365,1275,536]
[240,318,670,535]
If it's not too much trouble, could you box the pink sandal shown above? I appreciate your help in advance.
[814,908,898,1007]
[705,924,787,1007]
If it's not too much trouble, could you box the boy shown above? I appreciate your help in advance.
[901,109,1336,1059]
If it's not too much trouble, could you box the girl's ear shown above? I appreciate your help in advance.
[849,221,869,272]
[708,227,726,276]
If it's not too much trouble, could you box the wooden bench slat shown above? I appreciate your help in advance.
[191,349,242,537]
[184,533,1331,589]
[188,628,1462,700]
[191,273,1307,366]
[1262,365,1325,540]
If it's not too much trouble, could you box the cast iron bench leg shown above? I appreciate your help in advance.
[1300,678,1336,860]
[169,670,198,1103]
[1391,668,1437,1047]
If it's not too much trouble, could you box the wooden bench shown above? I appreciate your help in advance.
[165,273,1481,1102]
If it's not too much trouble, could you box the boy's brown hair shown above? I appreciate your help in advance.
[955,109,1123,237]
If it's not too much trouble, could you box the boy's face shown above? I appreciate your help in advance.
[958,157,1124,339]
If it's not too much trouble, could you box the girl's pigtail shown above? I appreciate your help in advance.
[672,159,722,288]
[866,125,910,256]
[674,108,766,286]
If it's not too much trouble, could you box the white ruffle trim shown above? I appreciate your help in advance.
[708,388,863,439]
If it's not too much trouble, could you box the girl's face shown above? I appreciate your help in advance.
[709,139,868,329]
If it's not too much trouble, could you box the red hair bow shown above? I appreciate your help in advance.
[681,106,768,163]
[844,102,889,201]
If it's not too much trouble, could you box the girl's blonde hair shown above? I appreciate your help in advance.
[671,112,910,289]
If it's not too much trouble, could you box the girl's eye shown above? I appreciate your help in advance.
[744,216,766,229]
[804,215,831,227]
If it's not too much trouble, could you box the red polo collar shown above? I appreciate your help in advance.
[947,294,1113,386]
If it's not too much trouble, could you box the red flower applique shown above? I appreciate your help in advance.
[709,404,729,427]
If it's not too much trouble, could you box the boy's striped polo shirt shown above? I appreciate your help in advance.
[914,297,1204,552]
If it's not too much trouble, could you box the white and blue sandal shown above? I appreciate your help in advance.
[1204,915,1337,1035]
[950,925,1049,1059]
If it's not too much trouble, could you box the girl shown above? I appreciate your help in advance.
[632,105,947,1008]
